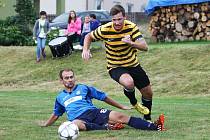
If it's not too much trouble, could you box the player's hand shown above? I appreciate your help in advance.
[82,49,92,61]
[37,120,47,127]
[121,35,132,44]
[121,105,133,110]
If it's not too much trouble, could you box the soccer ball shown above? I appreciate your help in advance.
[58,121,79,140]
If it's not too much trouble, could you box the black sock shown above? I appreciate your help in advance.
[142,97,152,120]
[85,122,107,131]
[128,117,157,130]
[123,88,137,105]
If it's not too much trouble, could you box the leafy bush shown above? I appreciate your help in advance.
[0,0,36,46]
[0,17,35,46]
[46,28,60,44]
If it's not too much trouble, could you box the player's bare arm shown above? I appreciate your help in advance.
[104,96,132,110]
[131,39,148,51]
[41,113,59,127]
[82,33,93,61]
[122,36,148,51]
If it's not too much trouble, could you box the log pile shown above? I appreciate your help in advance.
[149,2,210,42]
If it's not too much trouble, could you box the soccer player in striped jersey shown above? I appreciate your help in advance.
[82,5,153,121]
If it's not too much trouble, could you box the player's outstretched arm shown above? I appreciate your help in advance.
[104,97,132,110]
[40,113,59,127]
[82,33,93,61]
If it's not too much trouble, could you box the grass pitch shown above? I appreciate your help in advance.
[0,41,209,140]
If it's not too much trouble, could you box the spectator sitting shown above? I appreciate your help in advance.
[65,10,82,51]
[76,15,91,50]
[76,14,101,50]
[90,13,101,30]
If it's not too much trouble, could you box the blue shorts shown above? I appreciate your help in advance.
[76,108,111,125]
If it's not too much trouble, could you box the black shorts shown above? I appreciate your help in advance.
[109,65,150,89]
[76,108,111,125]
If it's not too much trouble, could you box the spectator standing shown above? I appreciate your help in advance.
[33,11,50,62]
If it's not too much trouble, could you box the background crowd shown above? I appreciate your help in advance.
[33,10,100,62]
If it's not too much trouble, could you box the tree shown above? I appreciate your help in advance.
[14,0,36,35]
[0,0,5,7]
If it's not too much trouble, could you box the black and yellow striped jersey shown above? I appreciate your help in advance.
[90,20,144,70]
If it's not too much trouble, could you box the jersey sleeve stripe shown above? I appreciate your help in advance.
[133,34,143,41]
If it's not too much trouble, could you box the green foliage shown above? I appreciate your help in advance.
[14,0,36,38]
[14,0,36,26]
[0,0,36,46]
[46,28,60,44]
[0,24,24,45]
[0,0,5,7]
[0,17,34,46]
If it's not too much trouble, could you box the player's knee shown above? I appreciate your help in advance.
[125,81,134,89]
[115,112,129,123]
[72,120,86,131]
[120,76,134,89]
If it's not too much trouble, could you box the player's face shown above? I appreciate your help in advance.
[112,12,125,31]
[61,71,76,89]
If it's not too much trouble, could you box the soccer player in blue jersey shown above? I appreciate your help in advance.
[41,69,165,131]
[82,5,154,121]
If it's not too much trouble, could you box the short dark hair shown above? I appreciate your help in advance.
[110,5,125,16]
[59,69,74,79]
[89,14,96,19]
[40,11,47,16]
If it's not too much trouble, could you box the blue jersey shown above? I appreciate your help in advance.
[53,84,107,121]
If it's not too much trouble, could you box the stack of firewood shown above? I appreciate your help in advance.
[149,2,210,42]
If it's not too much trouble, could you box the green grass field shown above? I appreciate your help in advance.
[0,41,210,140]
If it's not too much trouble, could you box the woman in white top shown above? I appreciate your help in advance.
[33,11,50,62]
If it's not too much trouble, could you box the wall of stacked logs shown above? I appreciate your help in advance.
[149,2,210,42]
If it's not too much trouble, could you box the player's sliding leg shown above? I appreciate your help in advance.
[85,122,108,130]
[128,115,165,131]
[84,122,125,131]
[154,114,166,131]
[73,120,107,131]
[73,119,124,131]
[109,111,165,131]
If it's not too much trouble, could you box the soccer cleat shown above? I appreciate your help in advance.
[156,114,166,131]
[107,123,125,130]
[133,103,150,115]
